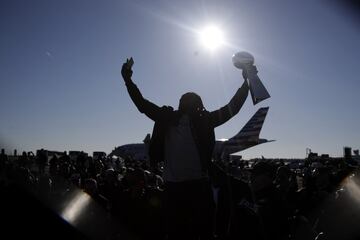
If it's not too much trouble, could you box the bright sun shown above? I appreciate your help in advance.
[199,25,224,51]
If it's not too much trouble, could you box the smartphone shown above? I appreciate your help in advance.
[127,57,134,69]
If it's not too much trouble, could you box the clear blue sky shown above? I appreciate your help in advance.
[1,0,359,158]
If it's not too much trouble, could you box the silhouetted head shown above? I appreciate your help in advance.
[178,92,204,115]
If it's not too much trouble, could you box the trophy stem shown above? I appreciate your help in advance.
[245,68,270,105]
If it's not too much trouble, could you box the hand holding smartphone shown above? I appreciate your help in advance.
[126,57,134,70]
[122,57,134,81]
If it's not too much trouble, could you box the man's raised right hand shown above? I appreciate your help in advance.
[121,58,133,82]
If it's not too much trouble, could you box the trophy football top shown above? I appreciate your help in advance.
[232,51,254,69]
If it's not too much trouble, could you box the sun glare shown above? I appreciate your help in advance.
[199,25,224,51]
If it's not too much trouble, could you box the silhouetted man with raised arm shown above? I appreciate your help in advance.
[121,58,249,240]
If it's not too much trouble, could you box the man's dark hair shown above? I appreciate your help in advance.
[178,92,204,114]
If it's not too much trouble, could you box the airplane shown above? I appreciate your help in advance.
[109,107,274,162]
[109,134,151,162]
[213,107,274,161]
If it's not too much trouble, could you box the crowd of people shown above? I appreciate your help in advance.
[0,147,358,240]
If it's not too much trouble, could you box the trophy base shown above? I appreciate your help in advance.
[248,76,271,105]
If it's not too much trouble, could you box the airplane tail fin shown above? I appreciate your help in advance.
[229,107,269,142]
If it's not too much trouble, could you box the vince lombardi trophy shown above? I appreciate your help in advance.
[232,52,270,105]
